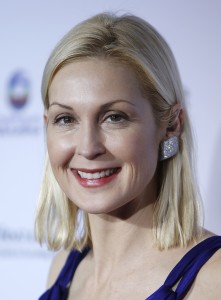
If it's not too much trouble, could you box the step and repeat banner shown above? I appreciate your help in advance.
[0,1,220,299]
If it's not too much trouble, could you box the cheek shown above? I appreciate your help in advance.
[118,129,160,183]
[47,131,75,169]
[132,140,159,178]
[112,128,159,163]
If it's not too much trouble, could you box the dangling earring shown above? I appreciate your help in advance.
[160,136,179,161]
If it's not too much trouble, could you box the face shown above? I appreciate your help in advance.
[45,59,165,217]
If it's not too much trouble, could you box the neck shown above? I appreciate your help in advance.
[88,199,155,271]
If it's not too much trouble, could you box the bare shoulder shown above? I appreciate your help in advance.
[201,248,221,294]
[186,237,221,299]
[47,250,70,288]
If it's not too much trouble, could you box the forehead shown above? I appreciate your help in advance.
[47,58,160,129]
[48,58,145,104]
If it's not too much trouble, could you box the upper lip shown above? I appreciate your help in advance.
[70,167,120,173]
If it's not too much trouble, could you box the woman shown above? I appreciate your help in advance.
[35,13,221,299]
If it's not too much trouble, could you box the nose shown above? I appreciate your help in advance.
[76,123,106,160]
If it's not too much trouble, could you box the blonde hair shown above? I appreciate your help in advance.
[35,12,202,251]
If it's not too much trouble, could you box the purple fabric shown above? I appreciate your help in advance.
[39,247,89,300]
[39,236,221,300]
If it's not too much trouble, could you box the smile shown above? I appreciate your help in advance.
[77,168,118,179]
[71,168,121,188]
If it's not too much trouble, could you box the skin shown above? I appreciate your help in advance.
[46,58,165,217]
[45,58,221,299]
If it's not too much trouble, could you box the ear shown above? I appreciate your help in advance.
[166,103,184,138]
[43,110,48,126]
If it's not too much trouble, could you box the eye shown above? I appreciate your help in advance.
[54,115,75,126]
[105,112,128,123]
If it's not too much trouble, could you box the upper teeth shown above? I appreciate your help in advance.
[77,169,116,179]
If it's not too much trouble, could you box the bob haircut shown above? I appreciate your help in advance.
[35,12,202,251]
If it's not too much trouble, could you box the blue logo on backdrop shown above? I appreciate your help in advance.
[8,71,30,109]
[0,69,43,136]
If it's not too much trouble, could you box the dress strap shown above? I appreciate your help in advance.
[174,236,221,299]
[58,246,90,287]
[147,236,221,299]
[38,247,90,300]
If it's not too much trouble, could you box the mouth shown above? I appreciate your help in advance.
[71,167,121,188]
[77,168,119,179]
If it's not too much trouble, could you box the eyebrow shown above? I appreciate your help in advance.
[49,102,73,110]
[49,99,135,110]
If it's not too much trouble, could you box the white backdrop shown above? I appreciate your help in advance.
[0,1,220,299]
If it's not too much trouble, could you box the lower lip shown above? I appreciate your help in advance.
[72,169,121,188]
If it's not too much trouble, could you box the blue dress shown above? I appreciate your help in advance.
[39,235,221,300]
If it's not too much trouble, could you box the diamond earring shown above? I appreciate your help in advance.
[160,136,179,161]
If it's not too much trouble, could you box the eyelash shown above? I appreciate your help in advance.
[104,112,129,123]
[53,115,75,126]
[52,111,129,127]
